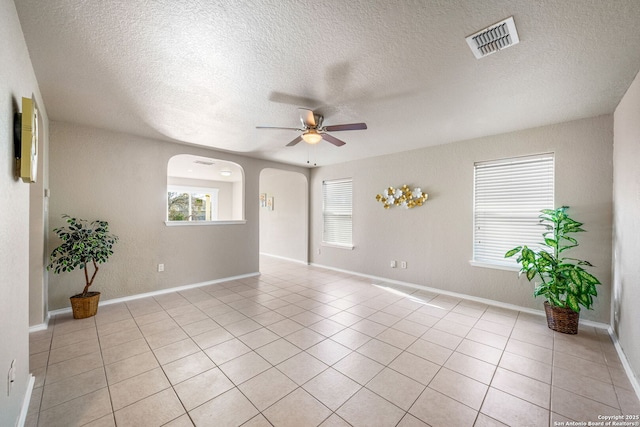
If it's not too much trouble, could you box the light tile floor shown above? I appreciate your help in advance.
[27,257,640,426]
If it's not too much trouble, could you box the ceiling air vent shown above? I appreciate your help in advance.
[466,16,519,59]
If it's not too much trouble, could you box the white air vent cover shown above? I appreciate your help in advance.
[466,16,519,59]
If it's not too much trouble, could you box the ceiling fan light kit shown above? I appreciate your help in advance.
[302,129,323,144]
[257,107,367,148]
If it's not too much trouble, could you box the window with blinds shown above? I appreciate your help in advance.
[473,153,554,268]
[322,178,353,247]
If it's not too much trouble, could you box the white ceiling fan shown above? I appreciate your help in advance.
[257,108,367,147]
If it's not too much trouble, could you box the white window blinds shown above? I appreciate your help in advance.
[473,154,554,268]
[323,178,353,247]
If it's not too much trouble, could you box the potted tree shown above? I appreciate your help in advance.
[47,215,118,319]
[505,206,601,334]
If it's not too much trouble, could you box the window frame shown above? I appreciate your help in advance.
[165,155,246,226]
[167,185,220,222]
[322,178,354,249]
[471,153,555,270]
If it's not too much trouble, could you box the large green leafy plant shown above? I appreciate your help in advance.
[47,215,118,296]
[505,206,600,313]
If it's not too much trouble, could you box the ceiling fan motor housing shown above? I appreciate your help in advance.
[257,107,366,147]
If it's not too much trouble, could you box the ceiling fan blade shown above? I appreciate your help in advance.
[299,108,316,127]
[256,126,300,130]
[286,135,303,147]
[324,123,368,132]
[321,133,346,147]
[268,91,322,107]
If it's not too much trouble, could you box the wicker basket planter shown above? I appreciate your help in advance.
[48,216,117,321]
[544,301,579,334]
[70,292,101,319]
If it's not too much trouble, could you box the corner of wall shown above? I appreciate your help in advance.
[612,68,640,395]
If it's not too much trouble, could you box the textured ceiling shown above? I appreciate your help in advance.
[168,154,243,182]
[14,0,640,167]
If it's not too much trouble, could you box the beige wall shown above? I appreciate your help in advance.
[29,115,48,327]
[0,0,48,423]
[47,122,308,310]
[259,168,308,263]
[613,71,640,385]
[310,116,613,323]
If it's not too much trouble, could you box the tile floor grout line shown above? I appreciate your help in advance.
[28,258,638,426]
[107,301,175,423]
[453,299,494,427]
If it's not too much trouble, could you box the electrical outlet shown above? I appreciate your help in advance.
[7,359,15,396]
[317,248,321,255]
[158,264,164,272]
[401,261,407,269]
[390,260,397,268]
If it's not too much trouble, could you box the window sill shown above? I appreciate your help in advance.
[469,260,520,272]
[321,242,354,250]
[165,220,247,226]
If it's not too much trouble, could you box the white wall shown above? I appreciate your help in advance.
[0,0,48,423]
[310,116,613,323]
[613,70,640,386]
[259,168,308,263]
[47,122,308,310]
[232,181,243,220]
[29,122,48,327]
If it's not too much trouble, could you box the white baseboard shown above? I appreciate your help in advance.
[28,313,50,333]
[260,252,309,265]
[17,374,35,427]
[309,262,610,330]
[47,272,260,318]
[608,327,640,402]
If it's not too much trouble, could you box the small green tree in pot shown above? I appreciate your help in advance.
[505,206,601,334]
[47,215,118,319]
